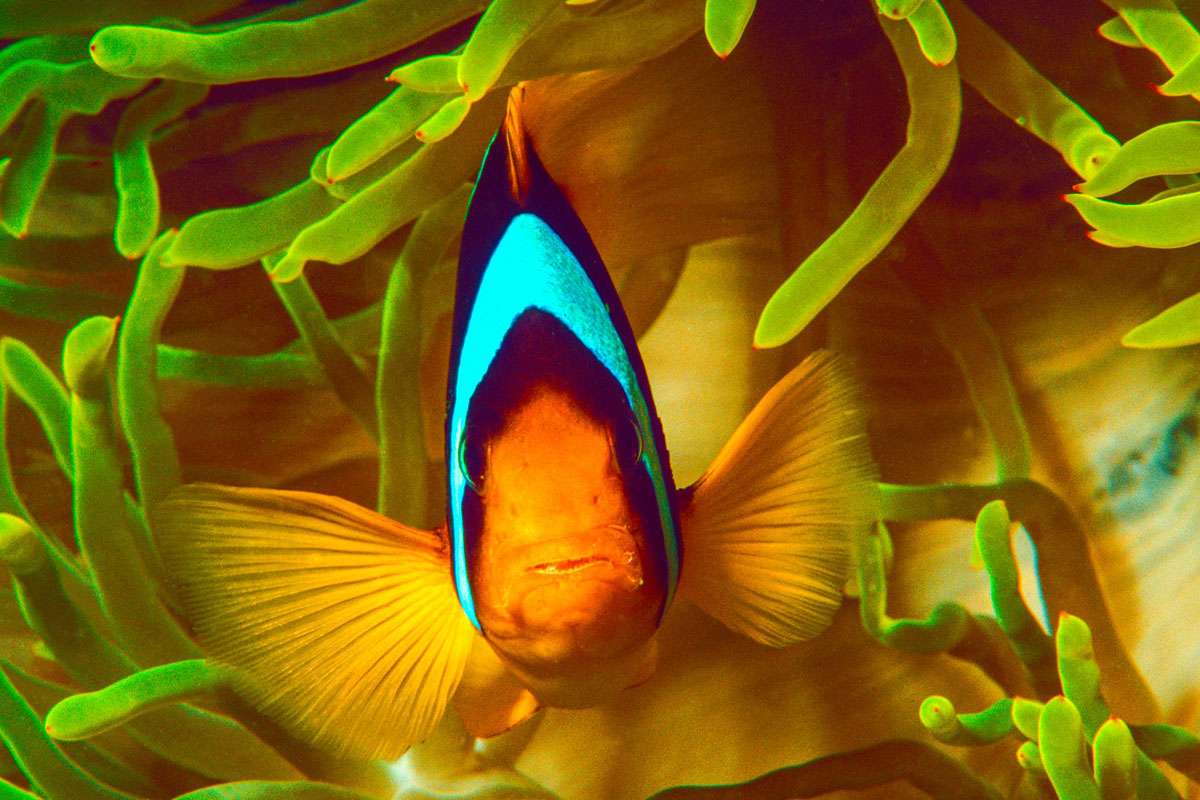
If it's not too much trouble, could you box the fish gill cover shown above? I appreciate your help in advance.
[0,0,1199,798]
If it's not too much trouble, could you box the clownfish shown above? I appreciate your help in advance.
[156,88,878,762]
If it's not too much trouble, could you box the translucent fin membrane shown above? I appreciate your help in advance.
[156,484,475,760]
[680,352,877,646]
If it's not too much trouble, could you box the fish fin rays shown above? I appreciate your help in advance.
[678,351,879,647]
[504,85,532,205]
[453,638,540,738]
[155,483,476,760]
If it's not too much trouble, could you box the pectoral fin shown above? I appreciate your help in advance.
[155,484,476,761]
[453,638,540,739]
[678,351,878,647]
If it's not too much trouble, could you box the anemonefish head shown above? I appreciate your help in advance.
[445,88,680,706]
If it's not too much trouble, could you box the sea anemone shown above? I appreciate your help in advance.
[2,0,1200,798]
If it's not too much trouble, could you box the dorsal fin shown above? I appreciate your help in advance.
[504,85,532,205]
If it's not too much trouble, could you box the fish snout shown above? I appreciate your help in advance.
[475,523,664,693]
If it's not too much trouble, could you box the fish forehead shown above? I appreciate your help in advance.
[448,213,678,629]
[488,384,612,483]
[484,385,633,554]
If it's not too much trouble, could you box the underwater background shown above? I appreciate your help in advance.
[2,0,1200,797]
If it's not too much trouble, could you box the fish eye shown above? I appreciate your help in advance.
[457,432,487,493]
[609,415,644,471]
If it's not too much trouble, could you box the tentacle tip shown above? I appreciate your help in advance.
[119,239,147,260]
[1071,183,1083,192]
[415,130,426,142]
[751,316,788,350]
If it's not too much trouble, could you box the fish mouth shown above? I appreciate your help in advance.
[526,554,618,575]
[477,523,650,650]
[477,524,663,667]
[501,523,641,582]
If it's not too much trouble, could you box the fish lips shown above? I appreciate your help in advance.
[475,526,663,698]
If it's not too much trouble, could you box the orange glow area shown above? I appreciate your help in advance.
[474,384,661,685]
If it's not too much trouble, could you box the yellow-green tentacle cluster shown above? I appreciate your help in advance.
[919,608,1198,799]
[1058,2,1200,348]
[2,1,1199,799]
[0,1,723,797]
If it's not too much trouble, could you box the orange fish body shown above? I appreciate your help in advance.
[445,92,676,706]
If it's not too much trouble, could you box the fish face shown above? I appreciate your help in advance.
[473,381,663,693]
[455,310,667,703]
[446,92,679,704]
[476,383,647,634]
